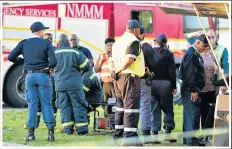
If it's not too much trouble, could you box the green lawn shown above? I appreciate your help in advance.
[3,105,185,147]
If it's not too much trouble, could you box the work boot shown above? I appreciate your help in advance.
[142,129,153,144]
[47,126,55,142]
[151,131,161,144]
[121,137,143,147]
[25,127,35,141]
[36,115,41,128]
[164,129,177,143]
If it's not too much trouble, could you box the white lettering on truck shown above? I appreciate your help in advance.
[67,4,104,19]
[3,7,56,17]
[4,8,24,15]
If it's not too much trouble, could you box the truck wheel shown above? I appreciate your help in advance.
[173,79,182,104]
[4,65,27,108]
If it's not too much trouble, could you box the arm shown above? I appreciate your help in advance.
[94,54,104,73]
[46,41,57,69]
[168,53,177,89]
[185,31,203,45]
[86,48,94,68]
[78,52,90,72]
[115,41,140,74]
[142,43,156,71]
[8,41,24,64]
[221,48,229,77]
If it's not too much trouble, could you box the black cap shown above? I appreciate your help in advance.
[30,22,49,33]
[140,25,145,34]
[126,20,140,29]
[197,34,210,45]
[154,34,167,44]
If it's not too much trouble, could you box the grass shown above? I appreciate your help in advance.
[3,105,185,147]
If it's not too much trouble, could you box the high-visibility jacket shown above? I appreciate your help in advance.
[214,45,225,80]
[112,32,145,77]
[99,53,112,83]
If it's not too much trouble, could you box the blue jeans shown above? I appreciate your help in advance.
[150,80,175,132]
[140,79,151,131]
[25,73,55,128]
[181,85,201,145]
[57,89,89,133]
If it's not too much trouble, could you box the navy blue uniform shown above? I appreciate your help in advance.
[179,45,206,145]
[54,42,90,134]
[8,35,57,128]
[82,70,103,108]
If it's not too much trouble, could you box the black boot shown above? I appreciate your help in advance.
[36,115,41,128]
[151,131,161,144]
[47,126,55,142]
[25,127,35,141]
[164,129,177,143]
[142,129,153,144]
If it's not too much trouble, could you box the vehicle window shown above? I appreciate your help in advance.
[183,16,209,33]
[131,10,153,32]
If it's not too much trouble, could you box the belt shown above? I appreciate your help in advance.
[26,68,50,74]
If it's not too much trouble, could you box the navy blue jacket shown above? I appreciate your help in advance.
[74,46,93,60]
[8,36,57,70]
[153,47,176,89]
[82,70,103,105]
[54,41,90,91]
[179,46,206,92]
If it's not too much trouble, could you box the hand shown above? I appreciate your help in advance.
[221,86,228,93]
[191,92,198,102]
[197,30,204,36]
[214,64,219,73]
[172,89,177,95]
[50,69,55,76]
[100,53,107,62]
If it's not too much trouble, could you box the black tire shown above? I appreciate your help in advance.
[173,79,182,105]
[4,65,27,108]
[173,68,182,104]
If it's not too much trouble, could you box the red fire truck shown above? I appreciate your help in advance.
[1,2,216,107]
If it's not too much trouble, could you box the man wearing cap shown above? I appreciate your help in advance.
[179,34,208,146]
[151,34,177,143]
[70,34,94,68]
[54,34,90,135]
[36,33,57,128]
[185,30,229,92]
[109,20,145,146]
[8,22,57,142]
[137,25,157,143]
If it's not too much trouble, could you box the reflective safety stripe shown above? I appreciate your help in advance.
[116,107,124,112]
[101,64,109,69]
[80,59,89,68]
[75,122,89,127]
[83,85,90,92]
[37,112,41,116]
[55,49,79,55]
[124,127,137,132]
[124,109,140,113]
[90,73,97,80]
[126,54,136,59]
[99,73,111,77]
[62,121,74,127]
[115,125,124,129]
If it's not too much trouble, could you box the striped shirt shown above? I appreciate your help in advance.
[201,53,216,92]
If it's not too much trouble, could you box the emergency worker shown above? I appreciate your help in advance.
[110,20,145,146]
[186,29,229,92]
[82,66,103,121]
[8,22,57,142]
[36,33,57,127]
[70,34,94,68]
[179,34,209,146]
[150,34,177,143]
[54,34,90,135]
[94,37,116,117]
[137,26,157,143]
